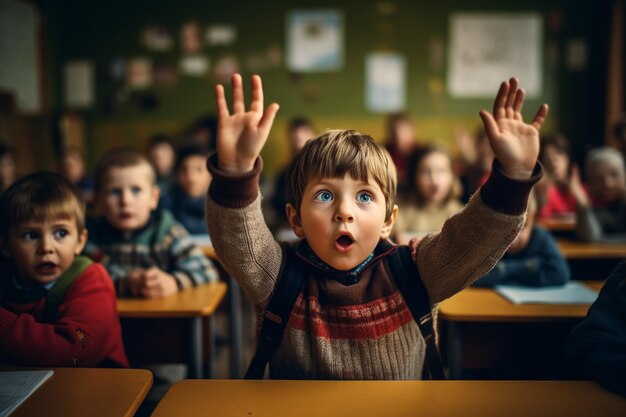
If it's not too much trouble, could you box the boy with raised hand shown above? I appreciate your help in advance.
[0,172,128,367]
[206,74,547,379]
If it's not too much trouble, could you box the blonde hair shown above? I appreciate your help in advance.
[0,172,85,237]
[286,129,397,220]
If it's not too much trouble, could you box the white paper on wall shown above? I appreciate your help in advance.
[447,13,543,98]
[286,10,343,72]
[365,52,406,113]
[64,60,95,108]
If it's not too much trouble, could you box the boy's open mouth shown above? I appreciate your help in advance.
[334,234,354,252]
[36,262,58,274]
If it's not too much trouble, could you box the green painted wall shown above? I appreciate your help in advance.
[45,0,613,176]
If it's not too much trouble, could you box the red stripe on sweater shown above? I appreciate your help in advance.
[287,290,414,340]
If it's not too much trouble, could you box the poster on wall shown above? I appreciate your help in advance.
[64,60,94,109]
[447,13,542,98]
[286,10,343,72]
[365,52,406,113]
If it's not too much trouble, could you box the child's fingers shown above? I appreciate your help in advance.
[249,74,264,113]
[258,103,280,136]
[231,73,245,113]
[479,110,500,140]
[512,88,525,119]
[530,104,549,131]
[492,81,509,120]
[504,77,518,118]
[215,84,230,120]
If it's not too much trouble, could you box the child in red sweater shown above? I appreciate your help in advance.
[0,172,129,367]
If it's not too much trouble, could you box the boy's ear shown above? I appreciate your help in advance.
[75,228,88,256]
[150,185,160,209]
[380,204,398,239]
[286,203,305,238]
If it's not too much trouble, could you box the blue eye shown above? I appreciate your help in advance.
[314,191,333,202]
[54,229,69,239]
[131,186,142,195]
[108,188,122,197]
[357,192,372,203]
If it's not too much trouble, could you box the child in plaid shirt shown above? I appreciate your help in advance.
[84,148,218,297]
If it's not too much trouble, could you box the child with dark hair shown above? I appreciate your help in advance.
[0,142,16,194]
[165,146,212,235]
[147,134,176,202]
[0,172,128,367]
[394,146,463,244]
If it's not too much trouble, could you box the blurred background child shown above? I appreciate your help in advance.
[536,134,584,218]
[0,143,17,194]
[459,128,494,203]
[473,193,571,287]
[164,146,212,235]
[393,146,463,245]
[574,147,626,243]
[146,134,176,204]
[59,146,94,204]
[271,117,316,231]
[384,113,420,193]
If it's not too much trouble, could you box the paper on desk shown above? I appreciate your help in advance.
[0,370,53,417]
[495,282,599,305]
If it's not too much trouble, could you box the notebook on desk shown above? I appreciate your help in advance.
[495,282,599,305]
[0,370,53,417]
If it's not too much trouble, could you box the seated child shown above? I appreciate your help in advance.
[0,172,128,367]
[0,142,16,194]
[536,134,584,218]
[146,134,176,206]
[164,146,212,235]
[394,146,463,244]
[565,261,626,398]
[271,117,316,230]
[384,113,420,193]
[473,193,570,287]
[83,148,218,298]
[573,147,626,243]
[459,128,495,203]
[206,74,546,379]
[59,146,95,203]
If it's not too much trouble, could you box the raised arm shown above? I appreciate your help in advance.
[207,74,283,306]
[418,78,546,302]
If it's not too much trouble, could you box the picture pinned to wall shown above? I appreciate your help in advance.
[286,10,343,72]
[566,39,588,71]
[428,37,445,71]
[266,45,283,68]
[447,13,542,98]
[180,55,209,76]
[365,52,406,113]
[127,58,153,89]
[206,24,237,46]
[64,60,95,109]
[141,25,173,51]
[213,54,240,83]
[180,20,203,54]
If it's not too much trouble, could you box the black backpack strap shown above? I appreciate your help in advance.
[387,245,446,380]
[42,256,93,323]
[245,245,306,379]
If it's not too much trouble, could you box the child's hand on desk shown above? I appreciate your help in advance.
[215,73,280,174]
[127,269,145,297]
[479,77,548,179]
[138,267,178,298]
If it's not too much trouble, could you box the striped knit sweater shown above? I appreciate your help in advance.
[206,155,540,379]
[84,209,219,297]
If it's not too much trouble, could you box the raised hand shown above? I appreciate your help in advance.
[479,77,548,179]
[215,74,280,174]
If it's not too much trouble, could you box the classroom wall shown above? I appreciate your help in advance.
[42,0,618,177]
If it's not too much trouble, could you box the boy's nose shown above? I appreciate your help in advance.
[334,201,354,223]
[38,236,54,254]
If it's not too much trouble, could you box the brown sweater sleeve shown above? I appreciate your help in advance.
[417,160,542,304]
[206,155,283,307]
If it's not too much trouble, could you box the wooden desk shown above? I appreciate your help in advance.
[9,368,152,417]
[152,379,626,417]
[438,281,602,378]
[558,239,626,259]
[117,282,226,379]
[537,216,576,232]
